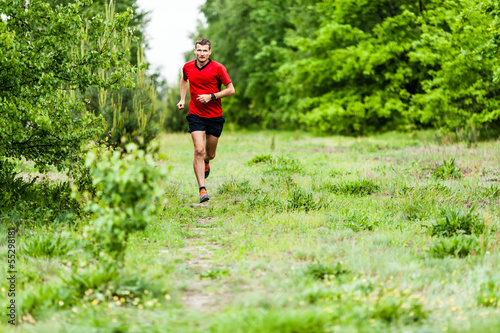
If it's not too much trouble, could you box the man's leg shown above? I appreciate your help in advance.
[205,134,219,163]
[191,131,206,188]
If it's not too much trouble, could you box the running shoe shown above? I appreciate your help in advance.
[200,188,210,203]
[204,161,210,179]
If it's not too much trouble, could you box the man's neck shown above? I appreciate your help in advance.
[196,58,210,68]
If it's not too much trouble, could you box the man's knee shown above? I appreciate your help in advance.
[194,147,205,158]
[206,151,216,160]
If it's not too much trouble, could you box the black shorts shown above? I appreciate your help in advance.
[186,114,225,137]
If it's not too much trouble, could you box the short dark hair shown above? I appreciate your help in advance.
[195,38,211,49]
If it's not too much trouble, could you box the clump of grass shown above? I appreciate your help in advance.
[287,188,321,212]
[326,179,379,196]
[263,156,303,175]
[200,267,230,279]
[371,291,428,324]
[432,158,462,180]
[344,212,377,231]
[428,235,480,258]
[218,178,252,195]
[248,154,273,164]
[22,231,73,258]
[430,208,485,237]
[244,192,279,211]
[306,262,348,280]
[477,281,500,307]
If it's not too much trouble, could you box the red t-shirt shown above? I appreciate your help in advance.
[182,59,232,118]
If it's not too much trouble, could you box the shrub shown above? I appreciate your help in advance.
[74,144,165,263]
[432,158,462,180]
[430,208,485,237]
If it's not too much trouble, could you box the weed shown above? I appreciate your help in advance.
[430,208,485,237]
[432,158,462,180]
[345,211,377,231]
[306,262,348,280]
[21,231,73,258]
[248,154,273,164]
[218,178,251,195]
[428,235,480,258]
[287,188,321,212]
[263,156,303,175]
[200,267,230,279]
[326,179,379,196]
[477,281,500,307]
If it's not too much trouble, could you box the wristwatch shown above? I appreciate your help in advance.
[211,93,216,101]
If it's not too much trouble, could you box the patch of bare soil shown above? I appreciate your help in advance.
[178,218,232,312]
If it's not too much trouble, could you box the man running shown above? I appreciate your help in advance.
[177,38,235,203]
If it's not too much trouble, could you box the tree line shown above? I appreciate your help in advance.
[165,0,500,136]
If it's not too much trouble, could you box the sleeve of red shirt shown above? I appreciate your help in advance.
[182,65,188,81]
[217,64,231,86]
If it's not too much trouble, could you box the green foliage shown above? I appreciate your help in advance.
[21,231,73,258]
[430,208,485,237]
[345,211,377,232]
[306,262,347,280]
[432,158,462,180]
[75,144,165,263]
[248,154,273,164]
[428,235,481,258]
[192,0,500,133]
[477,281,500,307]
[286,188,321,212]
[326,179,379,196]
[262,156,303,174]
[371,292,427,324]
[200,268,230,279]
[0,0,135,173]
[217,178,251,195]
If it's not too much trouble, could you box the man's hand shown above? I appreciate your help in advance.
[177,100,185,110]
[196,94,212,104]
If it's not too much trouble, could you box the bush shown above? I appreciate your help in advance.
[74,144,165,263]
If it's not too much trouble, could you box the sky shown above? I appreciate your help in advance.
[135,0,206,86]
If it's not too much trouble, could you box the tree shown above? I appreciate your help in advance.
[0,0,135,174]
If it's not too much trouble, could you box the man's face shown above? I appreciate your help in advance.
[194,44,211,63]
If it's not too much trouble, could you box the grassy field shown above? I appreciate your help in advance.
[1,130,500,332]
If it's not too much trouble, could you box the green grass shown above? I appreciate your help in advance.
[2,130,500,332]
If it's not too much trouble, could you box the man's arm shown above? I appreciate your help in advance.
[196,82,235,104]
[177,78,189,109]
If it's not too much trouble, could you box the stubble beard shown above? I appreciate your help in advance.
[197,55,209,67]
